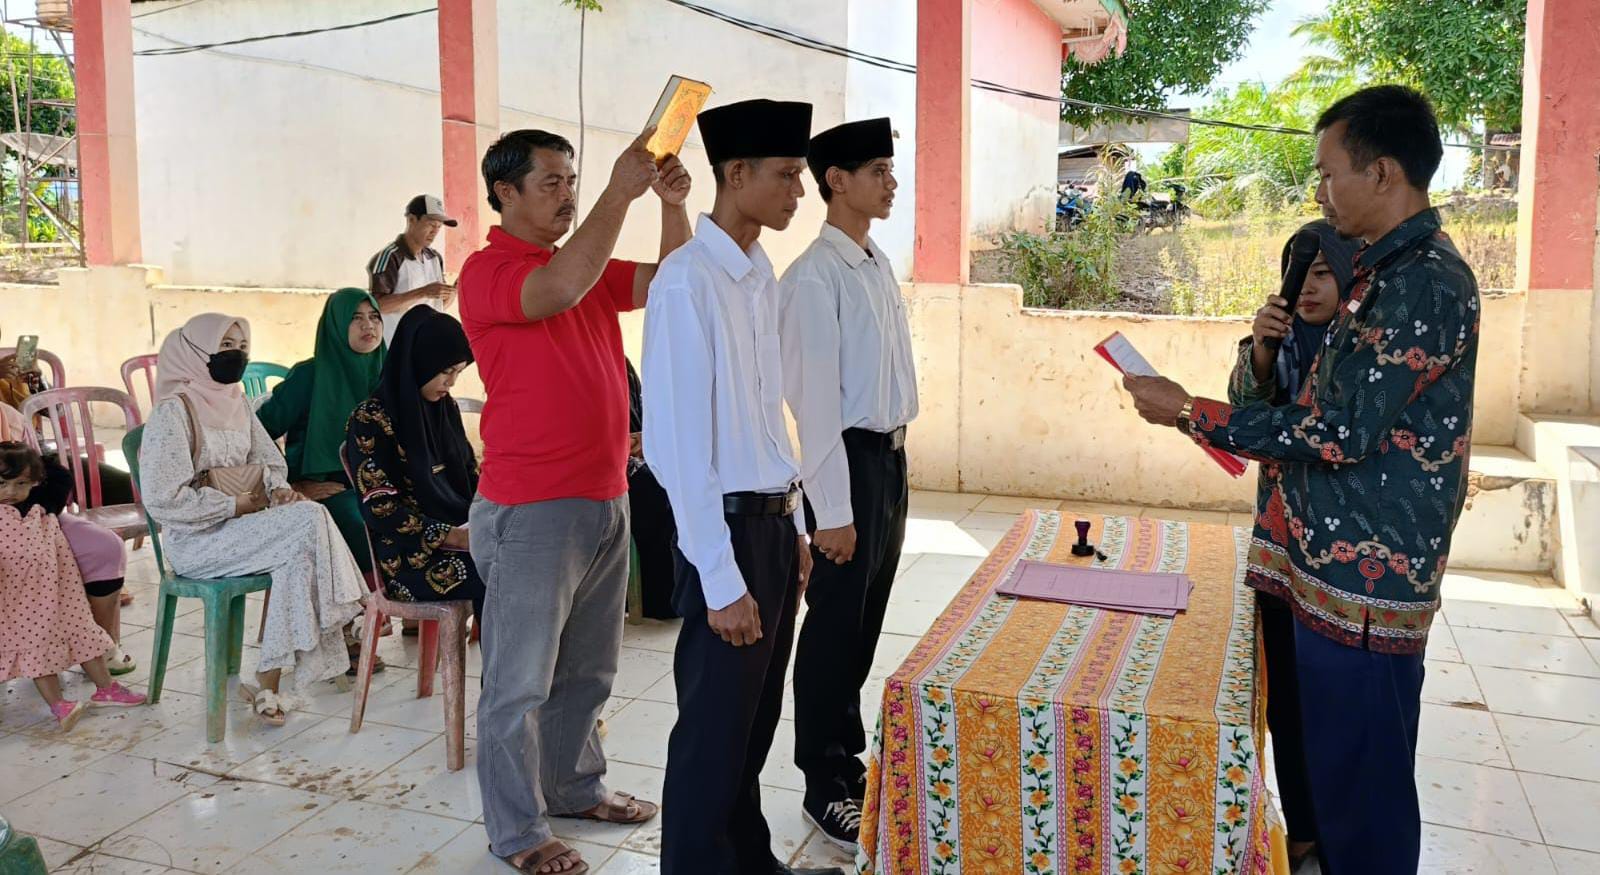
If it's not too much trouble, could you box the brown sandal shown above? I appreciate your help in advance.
[495,839,588,874]
[561,790,658,825]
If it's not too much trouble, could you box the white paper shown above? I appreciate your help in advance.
[1099,332,1160,377]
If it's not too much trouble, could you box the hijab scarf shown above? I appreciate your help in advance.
[376,307,476,524]
[155,313,252,432]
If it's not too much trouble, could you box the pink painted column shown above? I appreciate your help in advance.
[438,0,499,272]
[1514,0,1600,293]
[914,0,971,285]
[76,0,142,265]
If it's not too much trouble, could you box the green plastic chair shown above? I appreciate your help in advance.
[241,361,289,401]
[124,426,274,743]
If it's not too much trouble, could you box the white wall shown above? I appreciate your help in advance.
[127,0,859,288]
[846,0,918,279]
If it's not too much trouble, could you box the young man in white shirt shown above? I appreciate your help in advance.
[642,99,840,875]
[366,194,458,345]
[779,117,918,849]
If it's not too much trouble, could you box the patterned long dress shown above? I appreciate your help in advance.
[138,398,365,689]
[0,504,115,681]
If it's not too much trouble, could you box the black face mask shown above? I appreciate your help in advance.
[206,349,248,385]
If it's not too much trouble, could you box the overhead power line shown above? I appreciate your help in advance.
[133,7,434,57]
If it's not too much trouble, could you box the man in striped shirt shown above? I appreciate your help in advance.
[366,193,458,345]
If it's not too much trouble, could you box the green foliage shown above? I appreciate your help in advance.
[1294,1,1526,132]
[0,32,74,137]
[561,0,604,10]
[1001,166,1136,309]
[1163,74,1355,215]
[1061,0,1269,127]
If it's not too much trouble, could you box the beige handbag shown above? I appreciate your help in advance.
[178,393,267,499]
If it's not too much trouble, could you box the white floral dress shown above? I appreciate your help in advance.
[139,398,364,690]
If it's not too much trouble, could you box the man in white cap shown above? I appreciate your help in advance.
[365,193,459,344]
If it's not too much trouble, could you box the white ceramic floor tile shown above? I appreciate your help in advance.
[101,780,331,873]
[899,518,991,558]
[1447,602,1577,637]
[595,849,661,874]
[601,699,677,770]
[908,490,984,516]
[51,855,178,874]
[356,736,480,822]
[1454,627,1600,677]
[292,665,409,718]
[1477,667,1600,724]
[1423,661,1486,708]
[1549,846,1600,874]
[22,688,213,755]
[230,714,436,795]
[226,798,465,874]
[355,669,479,735]
[1419,824,1557,875]
[610,646,676,699]
[32,836,86,871]
[1420,703,1511,767]
[638,672,676,705]
[758,719,805,792]
[1566,613,1600,640]
[1497,714,1600,783]
[621,618,684,654]
[956,510,1020,532]
[0,732,112,805]
[562,760,666,851]
[791,831,857,869]
[1415,755,1542,841]
[973,495,1061,514]
[108,626,209,689]
[126,695,322,774]
[411,825,617,874]
[4,753,214,847]
[1138,506,1232,526]
[1521,773,1600,853]
[1584,637,1600,667]
[1427,622,1464,663]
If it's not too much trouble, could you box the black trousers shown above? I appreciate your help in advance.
[1257,592,1316,844]
[626,461,680,619]
[793,430,908,802]
[660,512,799,875]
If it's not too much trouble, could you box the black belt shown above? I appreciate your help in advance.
[724,486,802,517]
[847,425,907,452]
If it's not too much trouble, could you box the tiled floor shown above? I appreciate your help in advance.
[4,492,1599,874]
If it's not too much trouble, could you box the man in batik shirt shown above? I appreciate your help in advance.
[1123,86,1478,875]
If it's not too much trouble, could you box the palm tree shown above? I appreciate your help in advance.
[1286,13,1365,88]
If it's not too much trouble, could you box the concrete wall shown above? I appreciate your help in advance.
[22,271,1521,512]
[127,0,856,288]
[968,0,1061,244]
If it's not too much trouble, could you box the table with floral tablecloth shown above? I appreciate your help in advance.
[857,511,1288,875]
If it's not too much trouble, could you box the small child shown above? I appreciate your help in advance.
[0,441,145,731]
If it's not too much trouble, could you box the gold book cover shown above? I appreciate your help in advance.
[644,75,713,163]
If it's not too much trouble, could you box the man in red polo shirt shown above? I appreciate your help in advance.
[460,127,691,875]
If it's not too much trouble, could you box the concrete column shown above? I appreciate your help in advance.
[76,0,142,265]
[914,0,971,285]
[1514,0,1600,414]
[438,0,500,272]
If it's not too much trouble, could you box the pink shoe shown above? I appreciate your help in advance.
[51,700,85,731]
[89,683,147,708]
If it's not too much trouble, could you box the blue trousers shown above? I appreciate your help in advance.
[1292,617,1426,875]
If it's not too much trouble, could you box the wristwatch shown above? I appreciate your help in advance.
[1175,397,1196,435]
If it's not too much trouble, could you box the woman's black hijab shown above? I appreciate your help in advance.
[1275,220,1362,399]
[377,307,476,524]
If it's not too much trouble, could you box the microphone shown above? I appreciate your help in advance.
[1265,229,1323,351]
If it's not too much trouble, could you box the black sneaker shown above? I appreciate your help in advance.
[848,770,868,803]
[802,796,862,851]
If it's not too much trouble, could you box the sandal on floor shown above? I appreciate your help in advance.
[346,645,385,677]
[494,839,588,874]
[560,791,658,825]
[238,683,287,727]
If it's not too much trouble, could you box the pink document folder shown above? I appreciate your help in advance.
[996,559,1193,616]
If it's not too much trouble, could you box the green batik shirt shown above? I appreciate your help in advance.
[1189,209,1479,653]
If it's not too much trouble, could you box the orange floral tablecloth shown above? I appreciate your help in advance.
[857,512,1288,875]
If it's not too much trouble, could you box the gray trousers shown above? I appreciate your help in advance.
[471,495,629,858]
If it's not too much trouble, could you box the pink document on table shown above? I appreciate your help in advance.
[997,559,1193,616]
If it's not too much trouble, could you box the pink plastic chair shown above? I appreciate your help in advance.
[339,441,470,771]
[19,387,148,541]
[120,354,160,423]
[0,345,65,388]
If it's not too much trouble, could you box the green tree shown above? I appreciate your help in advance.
[1061,0,1269,127]
[0,32,75,136]
[1303,0,1525,132]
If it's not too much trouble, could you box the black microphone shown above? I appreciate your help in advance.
[1265,229,1323,351]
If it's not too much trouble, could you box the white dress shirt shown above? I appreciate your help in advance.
[642,214,806,611]
[778,222,919,530]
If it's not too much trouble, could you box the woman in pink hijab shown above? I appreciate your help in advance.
[138,314,365,726]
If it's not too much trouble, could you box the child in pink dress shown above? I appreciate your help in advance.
[0,442,145,731]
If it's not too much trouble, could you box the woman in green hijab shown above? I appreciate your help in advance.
[258,288,386,574]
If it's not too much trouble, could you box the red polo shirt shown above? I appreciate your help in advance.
[459,226,639,505]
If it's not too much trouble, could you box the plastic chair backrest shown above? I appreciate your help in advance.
[120,354,160,423]
[122,425,170,573]
[241,361,289,401]
[0,346,65,388]
[20,386,140,512]
[338,440,383,584]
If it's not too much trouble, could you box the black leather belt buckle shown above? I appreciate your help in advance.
[724,486,802,517]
